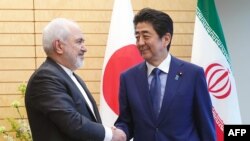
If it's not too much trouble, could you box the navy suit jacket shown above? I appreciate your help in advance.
[115,56,216,141]
[25,57,105,141]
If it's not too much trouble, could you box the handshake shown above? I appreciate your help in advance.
[111,126,127,141]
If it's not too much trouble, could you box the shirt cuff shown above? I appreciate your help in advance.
[103,125,113,141]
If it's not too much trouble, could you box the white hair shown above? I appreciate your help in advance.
[42,18,80,55]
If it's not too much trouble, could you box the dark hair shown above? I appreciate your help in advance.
[133,8,173,50]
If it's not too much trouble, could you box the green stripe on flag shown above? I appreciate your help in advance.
[197,0,231,66]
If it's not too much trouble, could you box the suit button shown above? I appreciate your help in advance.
[156,128,159,131]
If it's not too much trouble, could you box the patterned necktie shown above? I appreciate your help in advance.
[150,68,162,117]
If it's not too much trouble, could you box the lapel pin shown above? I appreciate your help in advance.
[175,72,183,80]
[175,75,179,80]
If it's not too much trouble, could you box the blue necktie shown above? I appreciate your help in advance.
[150,68,162,117]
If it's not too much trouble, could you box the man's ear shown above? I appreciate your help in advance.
[162,33,171,48]
[52,40,63,54]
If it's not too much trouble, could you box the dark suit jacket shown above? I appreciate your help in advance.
[25,57,105,141]
[115,56,216,141]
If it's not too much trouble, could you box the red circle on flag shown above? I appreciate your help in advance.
[205,63,231,99]
[103,44,143,114]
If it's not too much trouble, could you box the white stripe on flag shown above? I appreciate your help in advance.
[191,0,241,140]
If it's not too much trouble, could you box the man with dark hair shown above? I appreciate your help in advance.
[115,8,216,141]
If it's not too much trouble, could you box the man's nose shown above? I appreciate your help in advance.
[81,44,87,52]
[137,37,145,46]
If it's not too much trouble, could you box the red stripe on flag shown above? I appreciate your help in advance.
[212,107,224,141]
[215,122,224,141]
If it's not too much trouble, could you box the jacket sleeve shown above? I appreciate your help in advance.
[194,68,217,141]
[115,73,134,140]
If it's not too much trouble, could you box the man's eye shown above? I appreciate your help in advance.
[76,39,83,44]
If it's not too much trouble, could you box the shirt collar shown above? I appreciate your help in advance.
[58,63,74,77]
[146,54,171,76]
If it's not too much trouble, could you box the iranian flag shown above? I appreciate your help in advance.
[99,0,143,127]
[191,0,242,140]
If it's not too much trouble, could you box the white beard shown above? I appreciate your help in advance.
[75,57,84,69]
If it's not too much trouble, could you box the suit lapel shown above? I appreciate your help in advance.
[45,58,101,122]
[158,57,184,123]
[136,62,156,120]
[74,74,102,123]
